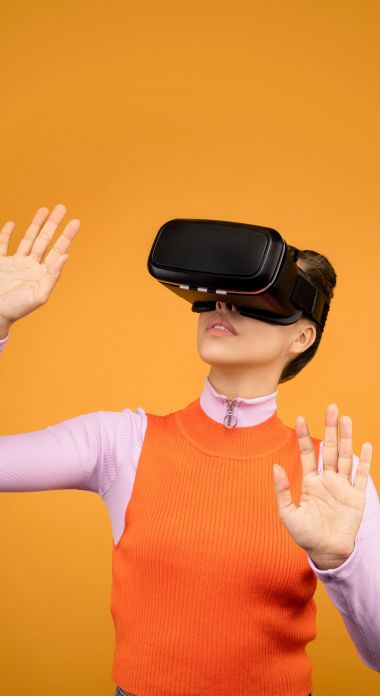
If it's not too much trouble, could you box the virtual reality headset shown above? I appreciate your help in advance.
[147,218,330,327]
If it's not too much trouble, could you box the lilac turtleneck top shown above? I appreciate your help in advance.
[0,331,379,671]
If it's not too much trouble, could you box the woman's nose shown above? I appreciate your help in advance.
[216,301,238,313]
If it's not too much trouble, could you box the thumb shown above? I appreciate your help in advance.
[273,464,296,518]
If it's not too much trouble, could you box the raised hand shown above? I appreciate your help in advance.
[273,404,373,569]
[0,204,80,332]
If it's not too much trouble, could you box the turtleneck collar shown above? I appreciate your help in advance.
[175,379,289,458]
[199,376,278,428]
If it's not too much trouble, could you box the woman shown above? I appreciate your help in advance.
[0,203,379,696]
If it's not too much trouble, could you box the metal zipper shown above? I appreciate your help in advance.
[224,398,238,428]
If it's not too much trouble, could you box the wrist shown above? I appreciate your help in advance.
[0,322,12,340]
[309,547,354,570]
[310,556,349,570]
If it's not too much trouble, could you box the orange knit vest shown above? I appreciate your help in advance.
[111,397,321,696]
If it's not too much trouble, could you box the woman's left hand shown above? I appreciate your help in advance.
[273,404,373,570]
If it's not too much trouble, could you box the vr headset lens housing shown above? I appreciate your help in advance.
[147,219,330,328]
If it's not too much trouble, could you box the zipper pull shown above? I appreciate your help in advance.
[224,398,237,428]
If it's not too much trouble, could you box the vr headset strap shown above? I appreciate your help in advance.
[291,274,330,327]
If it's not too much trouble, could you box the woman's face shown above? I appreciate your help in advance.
[196,301,317,390]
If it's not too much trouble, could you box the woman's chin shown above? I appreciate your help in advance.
[197,346,242,367]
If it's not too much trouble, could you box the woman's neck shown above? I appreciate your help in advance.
[207,367,280,400]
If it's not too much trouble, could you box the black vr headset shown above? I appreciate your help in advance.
[147,218,330,328]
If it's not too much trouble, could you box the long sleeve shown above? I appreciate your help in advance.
[308,443,380,671]
[0,332,9,351]
[0,408,107,493]
[0,328,147,544]
[0,400,147,538]
[0,325,111,492]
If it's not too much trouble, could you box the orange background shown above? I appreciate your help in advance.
[0,1,379,694]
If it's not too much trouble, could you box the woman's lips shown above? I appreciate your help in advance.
[206,326,237,336]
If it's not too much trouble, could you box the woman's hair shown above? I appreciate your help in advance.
[278,248,337,384]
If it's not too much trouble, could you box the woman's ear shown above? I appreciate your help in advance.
[288,320,317,357]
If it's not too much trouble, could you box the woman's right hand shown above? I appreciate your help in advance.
[0,204,80,333]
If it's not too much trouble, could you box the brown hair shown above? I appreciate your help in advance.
[278,248,337,384]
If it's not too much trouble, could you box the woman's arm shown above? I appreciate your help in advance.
[308,444,380,671]
[0,409,105,493]
[0,324,105,493]
[0,328,146,544]
[0,207,98,491]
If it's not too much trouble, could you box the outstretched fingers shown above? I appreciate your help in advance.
[353,442,372,494]
[15,206,51,257]
[0,220,17,256]
[295,416,318,476]
[43,217,80,272]
[337,415,353,482]
[19,204,69,260]
[0,203,81,271]
[322,404,339,472]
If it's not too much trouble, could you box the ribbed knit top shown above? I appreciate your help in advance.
[1,331,380,677]
[111,396,321,695]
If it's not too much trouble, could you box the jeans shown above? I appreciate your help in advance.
[115,689,312,695]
